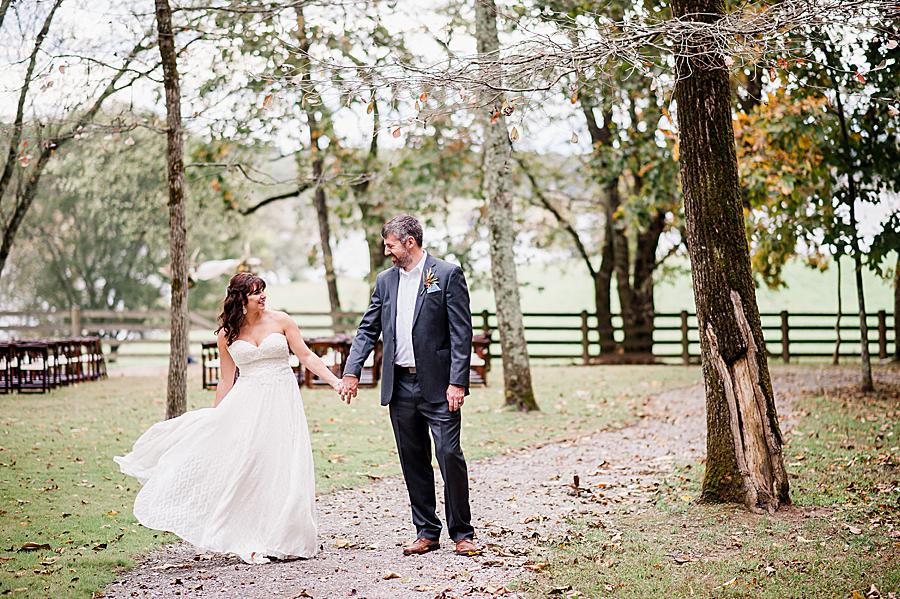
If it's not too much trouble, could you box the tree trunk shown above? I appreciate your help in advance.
[475,0,538,411]
[294,8,342,324]
[581,103,618,353]
[354,95,389,292]
[829,71,873,391]
[833,256,842,365]
[595,233,616,354]
[673,0,789,513]
[155,0,188,419]
[630,210,666,355]
[894,257,899,361]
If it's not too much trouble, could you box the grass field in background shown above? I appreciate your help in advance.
[524,365,900,598]
[0,364,700,598]
[263,258,896,314]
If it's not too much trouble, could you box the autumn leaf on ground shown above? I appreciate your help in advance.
[523,562,548,571]
[262,94,274,109]
[382,571,401,580]
[18,542,51,552]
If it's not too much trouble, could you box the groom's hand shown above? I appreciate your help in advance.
[341,375,359,404]
[447,384,465,412]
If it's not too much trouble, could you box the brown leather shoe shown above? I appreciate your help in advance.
[454,538,480,556]
[402,537,440,555]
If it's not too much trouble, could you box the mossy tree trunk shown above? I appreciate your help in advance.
[155,0,188,419]
[672,0,790,512]
[474,0,538,411]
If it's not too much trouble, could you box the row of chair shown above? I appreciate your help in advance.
[0,337,107,394]
[200,333,492,390]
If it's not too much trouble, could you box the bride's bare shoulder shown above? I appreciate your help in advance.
[268,310,294,326]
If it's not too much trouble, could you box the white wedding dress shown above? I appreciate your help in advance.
[114,332,317,564]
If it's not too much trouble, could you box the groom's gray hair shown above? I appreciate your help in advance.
[382,215,423,247]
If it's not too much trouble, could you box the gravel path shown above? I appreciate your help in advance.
[101,366,853,599]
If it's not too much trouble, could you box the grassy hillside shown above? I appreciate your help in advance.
[264,258,895,315]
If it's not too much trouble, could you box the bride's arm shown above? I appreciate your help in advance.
[214,331,237,406]
[277,312,342,391]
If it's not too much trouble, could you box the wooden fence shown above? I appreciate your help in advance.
[0,308,894,364]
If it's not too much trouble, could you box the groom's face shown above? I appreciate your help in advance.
[383,234,414,270]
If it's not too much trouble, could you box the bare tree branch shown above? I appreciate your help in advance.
[0,0,64,209]
[516,154,597,279]
[239,183,312,215]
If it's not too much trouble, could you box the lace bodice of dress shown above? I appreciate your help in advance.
[228,332,293,379]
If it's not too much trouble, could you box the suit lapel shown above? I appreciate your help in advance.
[388,266,400,337]
[411,254,433,328]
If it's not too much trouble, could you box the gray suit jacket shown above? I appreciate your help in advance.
[343,254,472,406]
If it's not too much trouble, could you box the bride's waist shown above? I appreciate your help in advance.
[236,365,295,380]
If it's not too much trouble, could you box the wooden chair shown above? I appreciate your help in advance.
[201,342,220,390]
[85,337,108,380]
[470,333,491,386]
[14,342,53,393]
[0,342,12,394]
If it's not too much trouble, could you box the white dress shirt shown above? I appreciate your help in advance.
[394,251,427,367]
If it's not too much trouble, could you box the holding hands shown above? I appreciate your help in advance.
[335,375,358,404]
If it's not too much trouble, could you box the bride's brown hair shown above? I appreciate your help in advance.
[217,272,266,346]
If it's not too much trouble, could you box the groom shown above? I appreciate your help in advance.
[341,215,477,556]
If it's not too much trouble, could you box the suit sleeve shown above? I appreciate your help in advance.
[446,265,472,389]
[343,277,384,378]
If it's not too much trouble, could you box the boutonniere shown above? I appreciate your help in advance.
[422,266,441,295]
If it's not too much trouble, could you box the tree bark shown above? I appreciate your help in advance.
[294,8,342,323]
[475,0,538,411]
[629,210,666,354]
[828,70,873,391]
[833,256,842,365]
[581,103,618,353]
[353,94,389,291]
[894,257,899,361]
[155,0,188,419]
[673,0,789,513]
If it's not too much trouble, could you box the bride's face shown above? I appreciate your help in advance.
[246,286,266,313]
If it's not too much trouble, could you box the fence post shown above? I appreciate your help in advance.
[580,310,590,365]
[680,310,690,365]
[70,306,82,337]
[878,310,887,359]
[780,310,790,363]
[481,310,490,336]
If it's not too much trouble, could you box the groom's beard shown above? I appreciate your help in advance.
[391,254,411,269]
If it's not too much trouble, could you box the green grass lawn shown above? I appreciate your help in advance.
[264,258,896,314]
[524,366,900,598]
[0,364,700,598]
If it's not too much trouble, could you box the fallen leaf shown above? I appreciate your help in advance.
[262,93,274,109]
[382,571,401,580]
[720,577,737,588]
[18,542,51,552]
[847,525,862,535]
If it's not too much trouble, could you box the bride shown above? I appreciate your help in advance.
[115,272,343,564]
